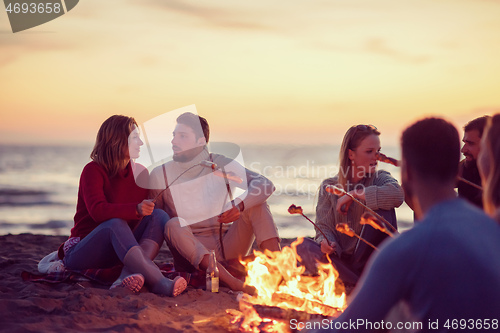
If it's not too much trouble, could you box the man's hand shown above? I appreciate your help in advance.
[320,239,337,255]
[137,199,154,217]
[218,205,241,223]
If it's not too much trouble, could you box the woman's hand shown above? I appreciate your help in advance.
[336,194,353,215]
[137,199,154,217]
[336,188,366,214]
[320,239,337,255]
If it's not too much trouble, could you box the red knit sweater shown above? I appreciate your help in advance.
[70,161,149,239]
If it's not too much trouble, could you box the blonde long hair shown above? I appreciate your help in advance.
[338,125,380,190]
[90,115,138,177]
[482,114,500,217]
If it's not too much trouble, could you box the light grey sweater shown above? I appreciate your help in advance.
[315,170,404,256]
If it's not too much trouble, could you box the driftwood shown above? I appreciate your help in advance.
[239,294,341,324]
[253,304,328,322]
[271,293,342,318]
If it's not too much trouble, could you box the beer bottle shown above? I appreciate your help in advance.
[206,250,219,293]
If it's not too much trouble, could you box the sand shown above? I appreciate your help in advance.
[0,234,297,333]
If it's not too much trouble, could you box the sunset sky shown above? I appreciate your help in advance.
[1,0,499,146]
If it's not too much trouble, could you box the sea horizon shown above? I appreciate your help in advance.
[0,143,412,238]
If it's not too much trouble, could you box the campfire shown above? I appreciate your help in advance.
[230,238,346,332]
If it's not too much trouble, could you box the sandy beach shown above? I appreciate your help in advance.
[0,233,297,333]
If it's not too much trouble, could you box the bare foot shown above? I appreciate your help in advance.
[171,276,187,297]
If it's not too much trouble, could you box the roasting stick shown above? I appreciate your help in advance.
[360,213,395,238]
[457,177,483,191]
[218,168,237,261]
[378,153,483,191]
[326,185,398,233]
[152,159,243,260]
[288,204,332,247]
[152,164,202,203]
[377,152,400,167]
[336,223,378,251]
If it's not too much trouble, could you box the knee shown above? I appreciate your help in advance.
[151,209,170,228]
[102,218,128,230]
[165,217,182,230]
[241,202,272,220]
[164,217,183,240]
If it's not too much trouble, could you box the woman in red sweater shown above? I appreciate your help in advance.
[61,115,186,297]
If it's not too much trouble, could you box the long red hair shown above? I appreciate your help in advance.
[90,115,138,177]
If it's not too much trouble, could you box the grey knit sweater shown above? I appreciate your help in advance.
[315,170,404,256]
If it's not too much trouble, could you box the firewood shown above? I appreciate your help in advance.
[271,293,342,318]
[252,304,329,322]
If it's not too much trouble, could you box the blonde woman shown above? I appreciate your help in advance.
[315,125,404,283]
[59,115,186,296]
[478,114,500,222]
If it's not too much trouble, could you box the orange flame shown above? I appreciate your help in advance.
[360,213,394,237]
[237,238,346,331]
[335,223,355,237]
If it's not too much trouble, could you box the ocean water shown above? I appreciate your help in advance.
[0,144,413,238]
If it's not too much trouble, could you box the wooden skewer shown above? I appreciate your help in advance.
[152,163,202,203]
[326,186,398,233]
[302,213,331,247]
[219,168,236,261]
[377,153,400,167]
[377,153,484,192]
[457,177,483,191]
[288,204,331,246]
[352,233,378,251]
[336,223,378,251]
[360,213,394,238]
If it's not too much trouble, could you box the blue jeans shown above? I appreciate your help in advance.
[64,209,169,270]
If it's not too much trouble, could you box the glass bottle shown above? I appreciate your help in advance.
[206,250,219,293]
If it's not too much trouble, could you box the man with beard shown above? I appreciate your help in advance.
[458,116,490,208]
[149,112,280,293]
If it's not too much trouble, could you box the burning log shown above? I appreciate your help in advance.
[239,295,339,327]
[252,304,330,323]
[238,238,347,331]
[360,212,394,238]
[271,293,342,318]
[336,223,378,251]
